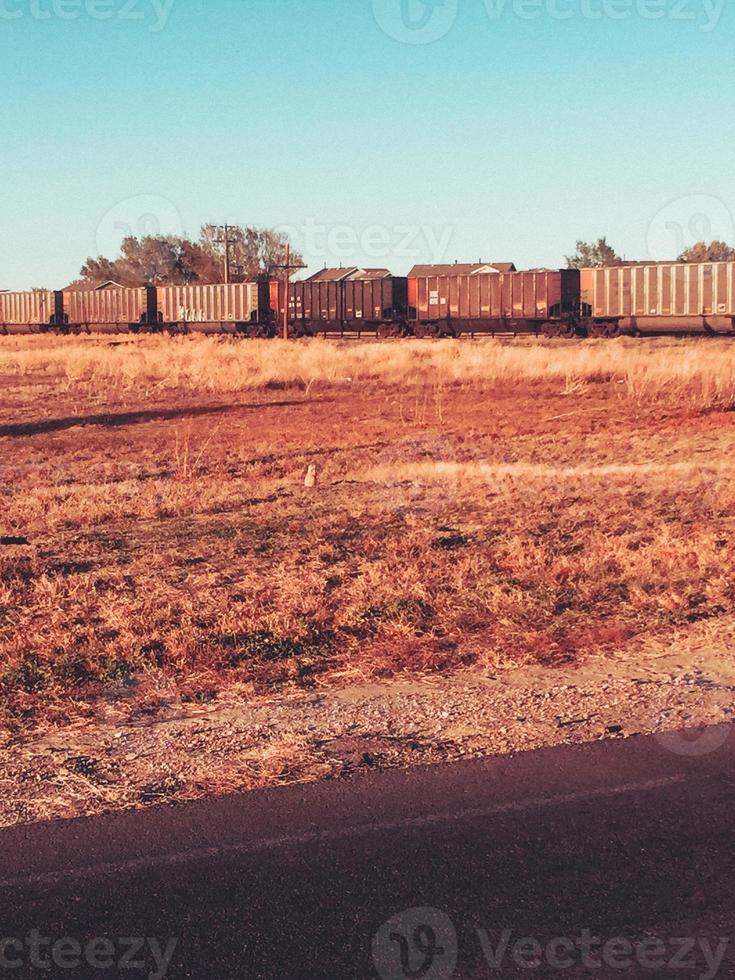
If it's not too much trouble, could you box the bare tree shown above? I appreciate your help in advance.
[199,225,303,280]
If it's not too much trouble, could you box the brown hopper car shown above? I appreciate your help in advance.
[407,267,581,337]
[63,287,159,333]
[277,269,408,337]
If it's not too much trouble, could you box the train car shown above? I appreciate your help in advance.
[408,264,581,337]
[5,260,735,342]
[157,281,274,336]
[64,286,159,333]
[0,290,62,334]
[581,262,735,336]
[277,268,408,337]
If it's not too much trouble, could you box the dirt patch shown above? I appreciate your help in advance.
[1,615,734,828]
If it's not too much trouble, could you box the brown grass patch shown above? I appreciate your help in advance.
[1,335,734,733]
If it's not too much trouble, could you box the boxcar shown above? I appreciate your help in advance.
[0,290,62,334]
[581,263,735,336]
[408,267,581,337]
[157,282,274,336]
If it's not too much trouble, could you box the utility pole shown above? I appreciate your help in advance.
[271,244,306,340]
[282,244,290,341]
[214,223,233,284]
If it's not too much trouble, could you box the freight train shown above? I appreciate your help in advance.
[2,260,735,338]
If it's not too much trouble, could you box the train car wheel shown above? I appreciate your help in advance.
[542,322,560,339]
[605,323,622,339]
[288,325,313,339]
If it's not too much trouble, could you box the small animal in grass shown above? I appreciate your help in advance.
[304,464,318,488]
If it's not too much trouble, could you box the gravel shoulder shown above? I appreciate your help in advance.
[2,614,734,828]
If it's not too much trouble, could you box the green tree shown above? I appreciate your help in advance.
[678,241,735,263]
[79,254,121,284]
[81,236,187,286]
[565,238,622,269]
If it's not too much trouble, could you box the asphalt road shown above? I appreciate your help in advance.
[2,726,734,979]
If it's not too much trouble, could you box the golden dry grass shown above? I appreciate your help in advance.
[1,334,734,734]
[2,334,735,409]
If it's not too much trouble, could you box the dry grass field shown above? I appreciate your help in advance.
[1,334,734,746]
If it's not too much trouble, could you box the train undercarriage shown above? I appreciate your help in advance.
[4,315,735,339]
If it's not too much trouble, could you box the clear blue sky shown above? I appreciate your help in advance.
[1,0,733,288]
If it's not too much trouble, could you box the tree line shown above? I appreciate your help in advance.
[565,237,735,269]
[69,228,735,288]
[76,225,303,288]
